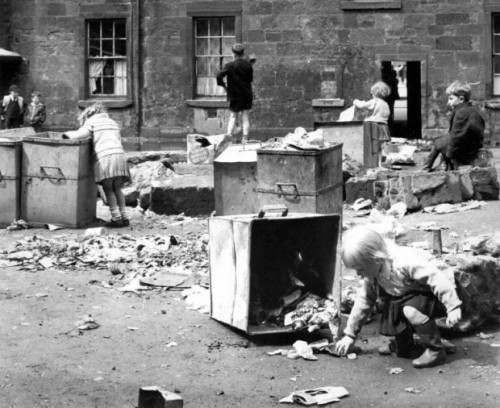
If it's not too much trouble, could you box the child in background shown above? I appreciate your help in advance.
[353,81,391,168]
[335,226,462,368]
[63,103,131,227]
[445,81,484,170]
[24,91,46,132]
[1,85,25,129]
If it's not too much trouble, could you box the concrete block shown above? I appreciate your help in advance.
[138,386,183,408]
[411,172,447,195]
[459,171,474,200]
[345,176,376,204]
[150,176,214,216]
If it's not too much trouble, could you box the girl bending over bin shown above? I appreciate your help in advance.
[335,225,462,368]
[63,103,131,228]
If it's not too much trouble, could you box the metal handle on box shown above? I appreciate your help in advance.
[40,166,66,181]
[276,182,300,199]
[257,204,289,218]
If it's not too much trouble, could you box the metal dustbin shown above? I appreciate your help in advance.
[209,210,340,335]
[315,121,364,164]
[213,142,261,216]
[20,132,97,228]
[0,137,22,227]
[256,143,343,215]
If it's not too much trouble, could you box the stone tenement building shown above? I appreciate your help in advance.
[1,0,500,150]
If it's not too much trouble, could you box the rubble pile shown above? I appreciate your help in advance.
[0,230,209,285]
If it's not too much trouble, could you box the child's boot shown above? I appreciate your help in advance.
[119,206,130,227]
[378,329,422,358]
[412,320,447,368]
[105,206,124,228]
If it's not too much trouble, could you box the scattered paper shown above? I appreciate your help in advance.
[389,367,404,375]
[280,386,349,405]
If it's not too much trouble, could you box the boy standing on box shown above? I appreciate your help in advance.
[216,43,253,144]
[1,85,25,129]
[24,91,46,133]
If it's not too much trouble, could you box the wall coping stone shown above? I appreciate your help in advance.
[312,98,345,108]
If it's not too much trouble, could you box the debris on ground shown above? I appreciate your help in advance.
[404,387,421,394]
[279,386,349,405]
[423,200,485,214]
[389,367,404,375]
[6,219,30,231]
[181,285,210,314]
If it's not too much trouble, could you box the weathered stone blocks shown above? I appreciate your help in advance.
[345,167,499,209]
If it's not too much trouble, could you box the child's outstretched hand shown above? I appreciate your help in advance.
[446,308,462,327]
[335,335,355,356]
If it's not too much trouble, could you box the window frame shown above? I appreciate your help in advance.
[193,16,237,98]
[78,5,134,108]
[493,14,500,96]
[86,18,129,98]
[186,2,242,102]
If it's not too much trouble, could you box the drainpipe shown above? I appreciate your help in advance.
[133,0,142,151]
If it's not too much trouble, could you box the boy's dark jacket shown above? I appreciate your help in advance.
[446,101,484,164]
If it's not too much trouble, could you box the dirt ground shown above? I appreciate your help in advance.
[1,186,500,407]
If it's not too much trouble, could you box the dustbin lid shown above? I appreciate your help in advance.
[214,143,260,163]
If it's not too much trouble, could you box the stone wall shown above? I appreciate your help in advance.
[3,0,499,149]
[346,167,500,209]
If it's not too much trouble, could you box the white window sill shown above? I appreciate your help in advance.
[185,99,228,108]
[341,1,402,10]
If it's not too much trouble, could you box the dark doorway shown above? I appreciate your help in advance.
[381,61,422,139]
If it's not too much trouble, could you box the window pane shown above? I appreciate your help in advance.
[209,38,220,55]
[103,77,114,94]
[495,16,500,33]
[89,39,100,57]
[196,38,209,56]
[222,56,232,67]
[494,76,500,95]
[115,39,126,56]
[196,19,208,37]
[222,38,233,56]
[89,21,100,39]
[103,61,114,76]
[495,36,500,54]
[495,55,500,74]
[196,57,210,75]
[102,39,113,56]
[209,18,221,36]
[115,20,126,38]
[208,57,219,75]
[102,20,113,38]
[222,18,235,37]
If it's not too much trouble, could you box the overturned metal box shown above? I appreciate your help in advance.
[209,209,340,335]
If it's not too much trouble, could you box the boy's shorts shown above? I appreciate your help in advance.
[229,98,252,113]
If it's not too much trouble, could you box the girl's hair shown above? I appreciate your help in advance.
[78,102,107,126]
[31,91,41,98]
[371,81,391,98]
[341,225,389,269]
[446,80,471,102]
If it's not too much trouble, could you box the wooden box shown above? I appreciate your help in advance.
[256,144,343,215]
[209,211,340,334]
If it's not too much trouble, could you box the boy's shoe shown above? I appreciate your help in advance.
[412,348,447,368]
[122,219,130,227]
[412,319,446,368]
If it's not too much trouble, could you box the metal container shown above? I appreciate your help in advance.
[256,143,343,215]
[0,137,22,227]
[209,209,340,335]
[314,121,364,164]
[0,127,36,139]
[213,142,260,216]
[20,133,96,228]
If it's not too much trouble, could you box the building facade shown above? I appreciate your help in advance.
[1,0,500,150]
